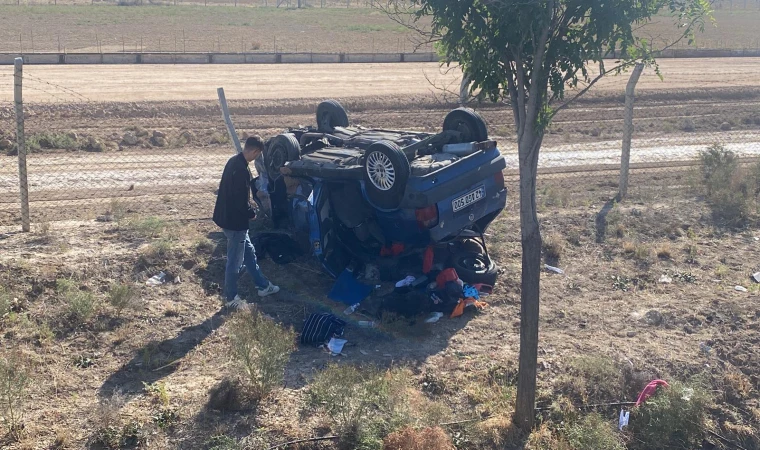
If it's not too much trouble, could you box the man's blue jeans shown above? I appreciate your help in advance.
[223,229,269,301]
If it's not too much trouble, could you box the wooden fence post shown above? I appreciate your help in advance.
[14,58,31,232]
[217,88,243,154]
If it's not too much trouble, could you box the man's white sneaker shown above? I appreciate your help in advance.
[258,282,280,297]
[225,295,249,311]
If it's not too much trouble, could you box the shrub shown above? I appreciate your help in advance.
[122,216,168,238]
[542,234,564,262]
[228,309,295,400]
[0,353,30,440]
[0,287,12,318]
[656,243,672,259]
[57,279,98,323]
[564,413,625,450]
[562,356,623,404]
[627,382,710,450]
[696,144,759,226]
[108,283,139,315]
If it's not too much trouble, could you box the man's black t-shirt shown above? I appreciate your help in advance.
[213,153,256,231]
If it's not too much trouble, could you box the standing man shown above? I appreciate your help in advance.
[213,136,279,309]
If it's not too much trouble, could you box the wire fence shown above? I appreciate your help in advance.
[2,62,760,229]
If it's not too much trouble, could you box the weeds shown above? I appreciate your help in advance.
[109,199,128,223]
[633,244,651,261]
[383,426,455,450]
[195,237,215,253]
[695,144,759,226]
[143,381,170,407]
[564,413,625,450]
[656,243,672,259]
[563,356,623,404]
[0,353,30,440]
[627,382,710,450]
[622,241,636,254]
[0,287,12,319]
[121,216,169,239]
[205,435,242,450]
[27,132,79,152]
[542,234,564,262]
[611,275,631,292]
[108,283,139,315]
[228,309,295,400]
[57,279,98,324]
[152,408,179,429]
[715,264,729,278]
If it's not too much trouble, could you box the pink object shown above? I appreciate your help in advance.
[635,379,670,407]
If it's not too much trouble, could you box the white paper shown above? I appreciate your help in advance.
[327,338,347,355]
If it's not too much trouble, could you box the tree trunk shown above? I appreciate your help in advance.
[619,63,644,200]
[513,130,543,432]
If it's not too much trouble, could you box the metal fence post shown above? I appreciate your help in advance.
[217,87,243,154]
[14,57,31,232]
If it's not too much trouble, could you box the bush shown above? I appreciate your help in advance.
[27,132,79,152]
[627,382,710,450]
[57,278,98,323]
[228,309,295,400]
[307,366,448,450]
[564,413,625,450]
[0,353,30,440]
[696,144,759,226]
[108,283,139,315]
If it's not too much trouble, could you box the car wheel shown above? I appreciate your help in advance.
[451,251,498,286]
[264,133,300,180]
[316,99,349,133]
[363,140,410,210]
[443,107,489,143]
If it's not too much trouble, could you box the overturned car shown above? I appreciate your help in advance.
[253,100,506,286]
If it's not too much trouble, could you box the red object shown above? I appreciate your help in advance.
[422,245,434,274]
[635,379,669,407]
[380,243,405,257]
[415,205,439,229]
[436,268,459,287]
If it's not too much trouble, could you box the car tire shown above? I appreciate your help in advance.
[443,107,489,143]
[316,99,349,133]
[450,251,498,286]
[264,133,300,180]
[363,140,410,210]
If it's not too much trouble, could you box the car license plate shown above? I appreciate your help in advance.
[452,186,485,212]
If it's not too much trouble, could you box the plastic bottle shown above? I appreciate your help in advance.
[357,321,376,328]
[343,303,360,315]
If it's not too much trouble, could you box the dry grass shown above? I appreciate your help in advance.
[0,353,30,441]
[383,426,455,450]
[542,234,565,262]
[656,243,672,259]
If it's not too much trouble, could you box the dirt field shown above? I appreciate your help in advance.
[0,5,758,54]
[1,164,759,449]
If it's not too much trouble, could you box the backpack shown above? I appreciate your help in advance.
[300,313,346,346]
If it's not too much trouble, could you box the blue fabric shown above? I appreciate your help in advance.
[463,285,480,300]
[328,269,372,305]
[223,229,270,300]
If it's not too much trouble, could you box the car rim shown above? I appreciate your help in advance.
[366,151,396,191]
[319,112,331,130]
[461,255,487,272]
[269,146,286,173]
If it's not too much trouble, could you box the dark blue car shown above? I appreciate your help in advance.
[258,100,506,284]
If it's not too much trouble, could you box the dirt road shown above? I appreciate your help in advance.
[2,58,760,103]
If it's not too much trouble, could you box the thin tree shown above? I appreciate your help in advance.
[382,0,711,431]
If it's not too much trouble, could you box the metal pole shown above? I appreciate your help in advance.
[14,58,30,233]
[217,88,243,154]
[619,63,644,200]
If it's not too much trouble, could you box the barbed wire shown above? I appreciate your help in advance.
[22,74,91,103]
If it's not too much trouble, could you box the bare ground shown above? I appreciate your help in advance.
[0,166,759,449]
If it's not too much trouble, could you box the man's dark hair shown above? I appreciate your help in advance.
[244,135,265,152]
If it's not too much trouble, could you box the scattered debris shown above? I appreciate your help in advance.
[626,331,637,338]
[326,338,347,356]
[357,321,376,329]
[343,303,360,315]
[544,264,564,275]
[735,285,749,293]
[359,350,369,356]
[720,122,732,131]
[424,312,444,324]
[659,274,673,284]
[146,271,166,286]
[752,272,760,283]
[95,214,113,223]
[699,342,711,355]
[618,409,630,431]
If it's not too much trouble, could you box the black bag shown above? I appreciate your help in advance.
[252,232,303,265]
[300,313,346,346]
